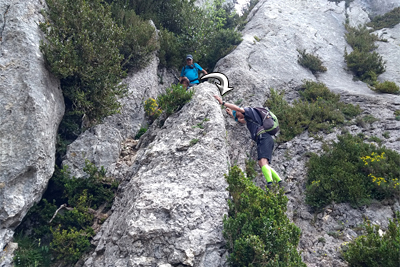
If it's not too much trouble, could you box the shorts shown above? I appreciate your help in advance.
[256,133,274,163]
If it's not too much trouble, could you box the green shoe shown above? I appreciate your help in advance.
[278,181,291,194]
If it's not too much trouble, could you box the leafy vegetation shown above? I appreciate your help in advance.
[156,84,194,117]
[342,213,400,267]
[14,161,118,265]
[14,235,51,267]
[306,134,400,209]
[40,0,128,128]
[134,126,148,139]
[367,7,400,30]
[343,22,399,93]
[370,81,400,94]
[108,0,242,70]
[265,81,361,142]
[144,98,162,123]
[223,166,306,267]
[297,49,327,74]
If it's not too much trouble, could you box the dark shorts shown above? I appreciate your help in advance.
[256,133,274,163]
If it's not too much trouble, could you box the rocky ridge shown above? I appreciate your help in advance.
[83,83,230,267]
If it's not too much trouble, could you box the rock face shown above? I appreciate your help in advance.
[0,0,64,261]
[212,0,400,266]
[62,55,175,179]
[84,83,230,267]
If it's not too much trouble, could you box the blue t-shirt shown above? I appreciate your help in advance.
[180,63,203,84]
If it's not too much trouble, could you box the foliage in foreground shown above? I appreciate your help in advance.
[306,134,400,209]
[367,7,400,30]
[14,161,118,265]
[265,81,361,142]
[342,213,400,267]
[223,166,306,267]
[297,49,327,74]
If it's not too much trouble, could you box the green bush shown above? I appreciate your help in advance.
[14,235,51,267]
[110,3,158,71]
[371,81,400,94]
[40,0,127,126]
[344,23,386,84]
[342,213,400,267]
[345,24,379,52]
[344,49,385,84]
[367,7,400,30]
[223,166,306,267]
[135,127,148,139]
[297,49,327,74]
[265,81,361,142]
[306,134,400,209]
[109,0,242,70]
[157,84,194,116]
[14,161,118,265]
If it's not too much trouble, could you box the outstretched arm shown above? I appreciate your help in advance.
[213,95,245,113]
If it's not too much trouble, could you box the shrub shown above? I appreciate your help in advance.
[367,7,400,30]
[157,84,194,116]
[342,213,400,267]
[305,134,400,209]
[223,166,306,267]
[344,23,386,84]
[265,81,361,142]
[14,235,51,267]
[297,49,327,74]
[371,81,400,94]
[40,0,127,126]
[135,127,148,139]
[345,24,379,52]
[110,3,158,72]
[113,0,242,70]
[144,98,162,123]
[344,49,385,84]
[14,161,118,265]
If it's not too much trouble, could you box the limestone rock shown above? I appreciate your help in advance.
[212,0,400,266]
[0,0,64,261]
[84,83,230,267]
[62,55,174,179]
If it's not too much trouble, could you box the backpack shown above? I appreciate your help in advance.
[246,107,279,136]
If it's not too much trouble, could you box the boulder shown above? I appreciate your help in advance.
[84,83,230,267]
[0,0,64,260]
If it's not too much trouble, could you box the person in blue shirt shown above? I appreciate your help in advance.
[179,54,208,88]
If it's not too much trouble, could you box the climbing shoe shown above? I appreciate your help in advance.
[278,181,291,194]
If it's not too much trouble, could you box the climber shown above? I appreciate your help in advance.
[179,76,190,90]
[213,95,290,193]
[179,54,208,88]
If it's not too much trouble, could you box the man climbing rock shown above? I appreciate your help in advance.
[179,54,207,88]
[213,95,290,193]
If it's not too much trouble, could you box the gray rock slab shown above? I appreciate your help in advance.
[0,0,64,260]
[84,83,230,267]
[62,55,174,179]
[214,0,400,106]
[212,0,400,266]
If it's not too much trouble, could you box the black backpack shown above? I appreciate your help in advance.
[246,107,280,136]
